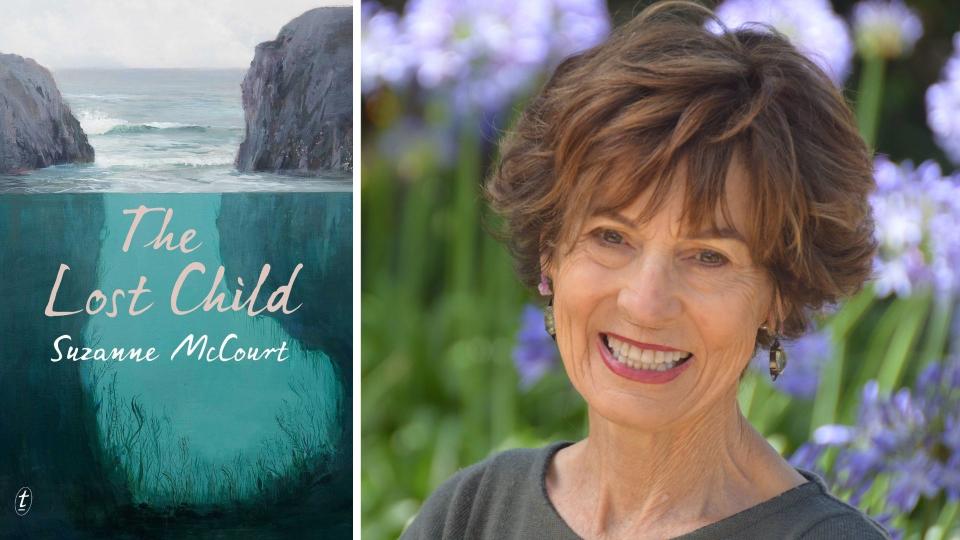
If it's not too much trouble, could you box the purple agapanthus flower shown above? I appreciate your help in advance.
[789,441,826,471]
[795,357,960,514]
[887,452,942,511]
[712,0,853,84]
[751,328,834,399]
[870,157,960,297]
[361,0,610,112]
[927,33,960,164]
[851,0,923,59]
[944,453,960,501]
[512,304,560,388]
[362,3,412,91]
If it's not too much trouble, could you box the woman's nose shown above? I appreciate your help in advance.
[616,253,682,327]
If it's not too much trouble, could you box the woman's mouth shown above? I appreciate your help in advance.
[598,333,694,383]
[602,334,692,371]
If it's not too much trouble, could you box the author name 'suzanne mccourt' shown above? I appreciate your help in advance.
[49,333,291,363]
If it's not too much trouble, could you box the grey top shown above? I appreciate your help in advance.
[400,441,891,539]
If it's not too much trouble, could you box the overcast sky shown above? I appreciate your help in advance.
[0,0,352,69]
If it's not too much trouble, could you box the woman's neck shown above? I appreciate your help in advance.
[547,396,805,539]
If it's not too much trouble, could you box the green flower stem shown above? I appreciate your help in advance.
[492,339,516,446]
[451,121,479,297]
[924,500,960,540]
[429,415,462,489]
[398,171,439,303]
[753,390,791,434]
[856,55,886,150]
[840,295,914,421]
[918,295,954,368]
[830,286,876,340]
[877,292,930,393]
[362,158,395,279]
[746,376,795,436]
[862,474,890,514]
[811,287,875,430]
[812,338,846,432]
[452,338,488,460]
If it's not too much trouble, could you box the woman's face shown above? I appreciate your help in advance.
[548,161,774,430]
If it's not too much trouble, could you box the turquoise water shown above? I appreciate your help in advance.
[0,69,350,192]
[79,194,343,505]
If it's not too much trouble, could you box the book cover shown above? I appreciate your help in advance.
[0,3,352,538]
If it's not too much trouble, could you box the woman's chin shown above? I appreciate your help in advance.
[569,351,700,431]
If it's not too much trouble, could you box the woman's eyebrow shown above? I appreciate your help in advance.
[595,211,635,227]
[687,227,747,244]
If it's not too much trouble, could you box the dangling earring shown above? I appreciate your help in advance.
[769,338,787,381]
[544,299,556,340]
[540,274,556,341]
[762,324,787,381]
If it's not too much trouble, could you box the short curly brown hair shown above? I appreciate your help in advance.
[486,0,876,341]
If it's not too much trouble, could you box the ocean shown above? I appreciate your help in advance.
[0,68,351,192]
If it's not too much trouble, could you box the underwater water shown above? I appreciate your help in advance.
[81,194,344,505]
[0,193,352,537]
[0,69,351,192]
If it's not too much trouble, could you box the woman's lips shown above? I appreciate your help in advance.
[597,334,693,384]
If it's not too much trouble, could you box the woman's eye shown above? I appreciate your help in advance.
[597,229,624,245]
[584,228,632,268]
[695,250,728,266]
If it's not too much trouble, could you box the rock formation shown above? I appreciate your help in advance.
[217,192,352,379]
[0,195,114,536]
[0,54,93,174]
[235,7,352,176]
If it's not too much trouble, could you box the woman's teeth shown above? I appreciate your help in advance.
[604,335,692,371]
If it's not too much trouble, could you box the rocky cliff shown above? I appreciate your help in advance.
[235,7,352,176]
[0,54,93,174]
[217,192,352,379]
[0,195,115,536]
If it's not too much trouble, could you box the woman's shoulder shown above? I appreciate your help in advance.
[413,444,551,508]
[771,468,891,539]
[399,442,574,540]
[457,442,562,480]
[797,510,891,539]
[680,468,891,540]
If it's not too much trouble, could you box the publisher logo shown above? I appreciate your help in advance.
[14,487,31,517]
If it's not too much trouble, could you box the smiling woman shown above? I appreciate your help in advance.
[399,1,889,539]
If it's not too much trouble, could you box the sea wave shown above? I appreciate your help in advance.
[64,93,137,101]
[77,110,129,135]
[103,123,209,135]
[77,110,221,136]
[95,155,235,168]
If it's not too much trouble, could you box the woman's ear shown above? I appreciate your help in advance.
[539,253,554,296]
[763,287,785,333]
[539,253,552,279]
